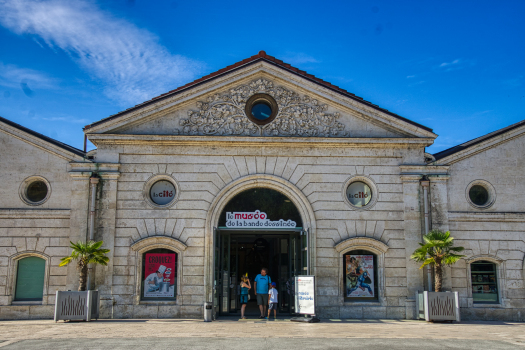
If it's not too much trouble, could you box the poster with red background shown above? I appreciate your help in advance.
[143,253,176,298]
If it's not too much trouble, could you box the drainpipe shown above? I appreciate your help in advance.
[420,178,432,291]
[87,175,99,290]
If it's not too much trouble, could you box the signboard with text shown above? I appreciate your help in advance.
[226,210,296,229]
[295,276,315,315]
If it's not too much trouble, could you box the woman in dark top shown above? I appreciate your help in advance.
[239,276,251,319]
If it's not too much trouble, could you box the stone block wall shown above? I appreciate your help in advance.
[93,141,423,319]
[434,134,525,321]
[0,132,80,320]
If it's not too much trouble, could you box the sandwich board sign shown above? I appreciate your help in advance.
[294,276,315,315]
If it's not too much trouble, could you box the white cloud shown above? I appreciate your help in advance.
[39,116,89,123]
[0,62,57,90]
[439,59,460,67]
[282,53,320,65]
[0,0,202,106]
[406,75,416,79]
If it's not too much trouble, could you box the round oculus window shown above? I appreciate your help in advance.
[469,185,489,206]
[150,180,176,206]
[346,181,372,207]
[244,93,278,125]
[251,102,272,121]
[26,181,48,203]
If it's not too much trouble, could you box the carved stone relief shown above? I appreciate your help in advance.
[176,79,348,137]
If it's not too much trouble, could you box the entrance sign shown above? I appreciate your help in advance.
[345,255,374,297]
[225,210,296,228]
[295,276,315,315]
[144,253,176,298]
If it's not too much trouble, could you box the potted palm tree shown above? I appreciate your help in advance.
[411,230,465,322]
[54,240,110,322]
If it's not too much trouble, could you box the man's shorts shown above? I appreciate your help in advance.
[239,294,248,305]
[268,302,278,311]
[256,293,268,305]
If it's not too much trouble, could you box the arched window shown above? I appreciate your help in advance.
[15,257,45,301]
[470,260,498,304]
[343,250,378,301]
[141,248,178,301]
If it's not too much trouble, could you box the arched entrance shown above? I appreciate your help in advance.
[204,175,316,317]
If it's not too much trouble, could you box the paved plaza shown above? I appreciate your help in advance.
[0,318,522,349]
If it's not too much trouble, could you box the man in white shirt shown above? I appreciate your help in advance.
[145,265,166,293]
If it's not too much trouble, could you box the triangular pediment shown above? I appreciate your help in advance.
[84,53,436,142]
[0,116,86,161]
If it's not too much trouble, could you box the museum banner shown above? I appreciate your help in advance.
[345,255,374,298]
[143,253,176,298]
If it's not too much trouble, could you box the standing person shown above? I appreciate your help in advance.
[268,282,278,319]
[254,267,271,319]
[239,276,251,319]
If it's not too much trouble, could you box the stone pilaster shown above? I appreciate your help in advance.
[94,171,120,318]
[400,174,424,319]
[429,174,452,290]
[67,170,91,293]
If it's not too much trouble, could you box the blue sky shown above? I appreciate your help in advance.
[0,0,523,153]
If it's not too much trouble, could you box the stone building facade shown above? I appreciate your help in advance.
[0,52,523,321]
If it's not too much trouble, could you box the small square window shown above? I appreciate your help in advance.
[471,261,498,304]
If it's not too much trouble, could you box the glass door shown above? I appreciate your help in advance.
[289,230,308,314]
[213,228,220,318]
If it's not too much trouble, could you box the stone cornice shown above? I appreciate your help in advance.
[0,209,71,219]
[399,164,449,175]
[69,162,120,179]
[449,211,525,222]
[400,174,422,183]
[87,133,435,148]
[428,174,450,182]
[85,63,437,139]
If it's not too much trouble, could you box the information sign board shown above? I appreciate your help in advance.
[294,276,315,315]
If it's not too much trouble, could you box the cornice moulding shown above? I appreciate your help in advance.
[87,134,435,148]
[449,211,525,222]
[399,164,449,175]
[0,209,71,219]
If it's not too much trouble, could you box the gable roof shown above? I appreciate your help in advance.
[0,116,86,158]
[433,118,525,161]
[84,51,433,133]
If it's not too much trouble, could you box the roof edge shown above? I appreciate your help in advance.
[84,51,433,133]
[433,118,525,162]
[0,116,86,158]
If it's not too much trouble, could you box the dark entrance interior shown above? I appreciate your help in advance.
[213,188,307,317]
[216,231,306,316]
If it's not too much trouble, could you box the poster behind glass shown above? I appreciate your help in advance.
[144,253,176,298]
[345,255,374,298]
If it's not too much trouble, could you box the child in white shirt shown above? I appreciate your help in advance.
[267,282,278,319]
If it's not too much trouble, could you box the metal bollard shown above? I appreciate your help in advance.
[204,302,213,322]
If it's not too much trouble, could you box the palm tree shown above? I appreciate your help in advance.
[411,230,465,292]
[59,240,110,291]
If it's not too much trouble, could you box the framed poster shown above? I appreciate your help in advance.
[345,255,374,298]
[143,253,176,298]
